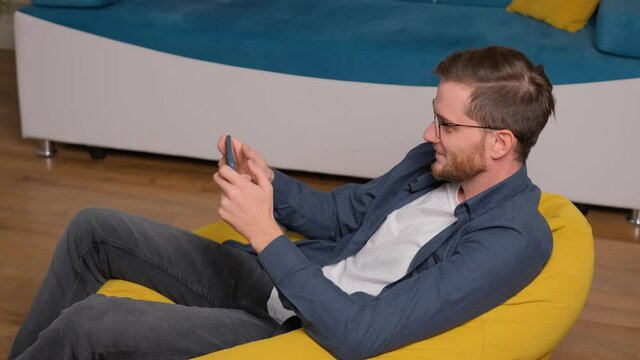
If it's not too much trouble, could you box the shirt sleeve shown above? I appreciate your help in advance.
[270,167,389,241]
[258,225,551,359]
[270,144,431,241]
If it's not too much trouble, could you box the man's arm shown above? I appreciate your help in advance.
[215,135,422,242]
[257,225,551,359]
[214,135,385,242]
[212,158,389,252]
[268,143,435,240]
[269,169,388,241]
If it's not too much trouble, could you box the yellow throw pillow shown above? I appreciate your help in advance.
[507,0,600,33]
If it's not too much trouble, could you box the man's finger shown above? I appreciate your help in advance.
[248,159,269,188]
[217,134,228,155]
[218,165,238,183]
[213,171,234,194]
[218,157,228,169]
[212,171,225,187]
[230,136,244,152]
[219,164,252,187]
[242,143,256,158]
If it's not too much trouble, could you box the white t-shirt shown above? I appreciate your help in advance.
[267,182,460,324]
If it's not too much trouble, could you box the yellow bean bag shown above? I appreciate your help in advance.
[98,193,593,359]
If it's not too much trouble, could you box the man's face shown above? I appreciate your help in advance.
[423,82,488,183]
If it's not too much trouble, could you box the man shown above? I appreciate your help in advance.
[9,46,554,359]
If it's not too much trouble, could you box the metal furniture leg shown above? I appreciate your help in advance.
[629,209,640,226]
[37,140,57,157]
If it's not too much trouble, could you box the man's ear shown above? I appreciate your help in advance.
[490,130,517,160]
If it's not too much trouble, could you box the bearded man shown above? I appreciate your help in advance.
[10,46,555,360]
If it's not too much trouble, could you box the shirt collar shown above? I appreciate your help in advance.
[455,165,531,220]
[408,171,440,192]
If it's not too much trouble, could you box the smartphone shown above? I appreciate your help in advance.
[225,135,236,171]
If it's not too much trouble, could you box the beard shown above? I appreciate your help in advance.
[431,141,487,183]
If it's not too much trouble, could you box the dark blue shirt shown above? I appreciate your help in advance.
[226,142,552,359]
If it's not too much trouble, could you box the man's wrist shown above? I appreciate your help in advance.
[249,223,283,253]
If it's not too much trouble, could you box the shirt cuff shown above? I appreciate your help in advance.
[272,169,300,210]
[258,234,311,285]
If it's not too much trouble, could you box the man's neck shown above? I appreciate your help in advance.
[457,162,523,203]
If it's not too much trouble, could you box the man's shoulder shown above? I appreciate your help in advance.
[406,142,436,159]
[388,142,436,174]
[470,181,552,262]
[464,167,552,245]
[474,174,546,230]
[465,166,537,217]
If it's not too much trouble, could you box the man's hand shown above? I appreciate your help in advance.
[217,135,275,183]
[213,157,283,254]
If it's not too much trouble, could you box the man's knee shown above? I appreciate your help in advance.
[51,295,194,356]
[62,207,122,247]
[47,295,108,348]
[68,207,119,234]
[50,208,129,276]
[51,295,127,346]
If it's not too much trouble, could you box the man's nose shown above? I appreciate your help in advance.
[424,121,438,143]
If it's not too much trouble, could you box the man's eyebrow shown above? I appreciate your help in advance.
[434,110,452,123]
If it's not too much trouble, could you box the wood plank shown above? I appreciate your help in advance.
[553,319,640,360]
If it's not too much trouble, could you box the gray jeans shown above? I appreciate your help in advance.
[9,208,280,359]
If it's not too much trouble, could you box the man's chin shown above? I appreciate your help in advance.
[431,163,445,181]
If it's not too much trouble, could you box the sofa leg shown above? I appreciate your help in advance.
[37,140,57,157]
[87,146,107,160]
[628,209,640,226]
[573,202,589,215]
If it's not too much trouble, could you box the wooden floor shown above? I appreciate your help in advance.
[1,49,639,359]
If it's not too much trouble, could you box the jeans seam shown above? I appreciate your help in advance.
[73,228,219,307]
[62,272,83,309]
[82,348,189,359]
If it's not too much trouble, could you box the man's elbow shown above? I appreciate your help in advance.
[322,335,379,360]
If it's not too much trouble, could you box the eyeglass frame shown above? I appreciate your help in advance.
[432,99,504,140]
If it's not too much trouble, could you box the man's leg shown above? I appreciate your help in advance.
[15,294,278,360]
[9,207,277,359]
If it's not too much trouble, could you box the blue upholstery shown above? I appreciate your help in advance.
[432,0,510,7]
[595,0,640,58]
[21,0,640,86]
[33,0,117,8]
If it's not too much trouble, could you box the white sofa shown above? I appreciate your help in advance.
[14,6,640,219]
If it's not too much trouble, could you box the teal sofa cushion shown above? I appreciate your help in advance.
[595,0,640,58]
[433,0,510,7]
[20,0,640,86]
[33,0,117,8]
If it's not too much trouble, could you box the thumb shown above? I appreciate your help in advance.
[242,143,258,161]
[248,159,269,188]
[217,134,228,155]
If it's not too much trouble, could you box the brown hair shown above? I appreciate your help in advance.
[434,46,555,161]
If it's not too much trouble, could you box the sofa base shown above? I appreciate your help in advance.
[15,12,640,210]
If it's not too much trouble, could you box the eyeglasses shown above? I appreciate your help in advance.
[432,100,501,140]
